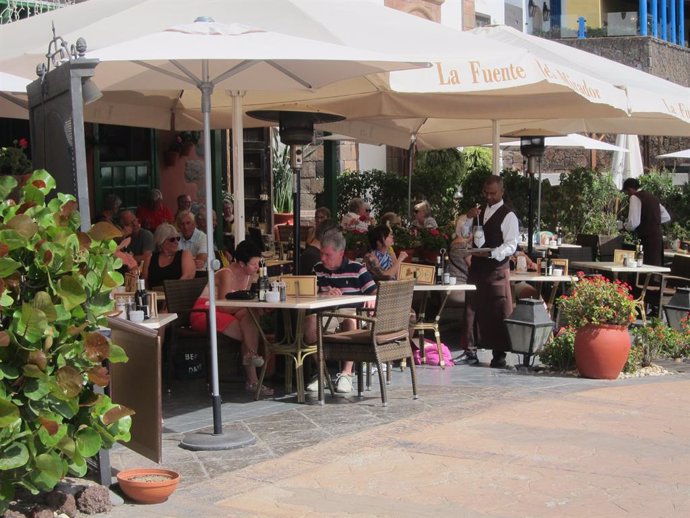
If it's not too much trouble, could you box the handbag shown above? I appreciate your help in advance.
[225,290,255,300]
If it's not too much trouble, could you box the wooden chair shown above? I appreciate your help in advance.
[316,280,417,406]
[162,278,239,388]
[637,254,690,318]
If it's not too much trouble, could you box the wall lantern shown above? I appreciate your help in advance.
[542,2,551,22]
[528,0,537,18]
[505,298,554,367]
[663,287,690,331]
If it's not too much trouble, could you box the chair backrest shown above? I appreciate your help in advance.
[163,277,208,327]
[670,254,690,278]
[372,280,415,336]
[556,246,594,262]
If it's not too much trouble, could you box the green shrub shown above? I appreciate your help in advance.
[631,318,690,360]
[539,326,576,371]
[0,172,132,510]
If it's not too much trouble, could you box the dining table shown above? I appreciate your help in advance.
[569,261,671,281]
[410,283,476,368]
[217,292,376,403]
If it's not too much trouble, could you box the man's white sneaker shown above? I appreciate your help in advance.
[306,375,324,392]
[335,373,353,394]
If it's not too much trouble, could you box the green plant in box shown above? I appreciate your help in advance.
[0,171,133,511]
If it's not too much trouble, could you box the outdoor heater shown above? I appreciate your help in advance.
[505,298,554,367]
[663,287,690,331]
[248,109,344,274]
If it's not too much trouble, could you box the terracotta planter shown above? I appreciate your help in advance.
[179,142,194,156]
[116,468,180,504]
[574,324,631,379]
[418,248,440,264]
[273,212,294,226]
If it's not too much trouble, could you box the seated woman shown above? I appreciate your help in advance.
[411,200,438,230]
[363,224,407,280]
[189,240,274,396]
[340,197,374,232]
[142,223,196,290]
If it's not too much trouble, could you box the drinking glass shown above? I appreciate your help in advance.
[459,225,472,249]
[473,225,484,246]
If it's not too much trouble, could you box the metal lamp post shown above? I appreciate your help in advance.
[247,109,344,274]
[663,287,690,330]
[505,298,554,367]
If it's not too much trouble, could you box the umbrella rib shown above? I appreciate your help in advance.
[0,92,28,110]
[265,60,312,89]
[211,60,256,85]
[134,60,197,86]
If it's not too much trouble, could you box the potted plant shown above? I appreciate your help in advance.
[417,226,451,263]
[0,138,31,176]
[177,131,200,156]
[0,171,133,511]
[271,129,293,225]
[343,229,369,260]
[558,273,638,379]
[392,225,420,262]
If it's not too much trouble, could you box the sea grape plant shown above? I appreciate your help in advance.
[0,171,132,510]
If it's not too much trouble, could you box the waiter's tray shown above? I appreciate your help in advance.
[457,247,492,254]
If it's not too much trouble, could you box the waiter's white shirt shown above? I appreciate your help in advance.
[624,191,671,232]
[461,199,519,262]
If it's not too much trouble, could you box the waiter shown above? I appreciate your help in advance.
[458,175,519,369]
[622,178,670,266]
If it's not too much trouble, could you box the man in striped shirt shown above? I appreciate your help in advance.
[306,229,376,394]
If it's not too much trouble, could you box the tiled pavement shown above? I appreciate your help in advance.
[103,350,690,517]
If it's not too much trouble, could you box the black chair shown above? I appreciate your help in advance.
[163,278,240,389]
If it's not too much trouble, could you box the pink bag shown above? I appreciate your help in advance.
[413,338,454,366]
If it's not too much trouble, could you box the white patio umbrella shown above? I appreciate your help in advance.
[13,16,430,448]
[0,71,29,120]
[657,149,690,159]
[612,134,644,189]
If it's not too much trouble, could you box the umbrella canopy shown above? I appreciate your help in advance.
[0,71,29,120]
[612,134,643,190]
[318,25,690,153]
[657,149,690,159]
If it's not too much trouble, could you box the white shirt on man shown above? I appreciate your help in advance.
[461,199,519,262]
[179,228,208,261]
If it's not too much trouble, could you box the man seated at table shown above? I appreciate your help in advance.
[176,210,208,271]
[303,228,377,394]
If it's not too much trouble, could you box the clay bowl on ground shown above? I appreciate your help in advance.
[116,468,180,504]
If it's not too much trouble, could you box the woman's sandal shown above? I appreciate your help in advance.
[245,382,274,397]
[242,354,265,368]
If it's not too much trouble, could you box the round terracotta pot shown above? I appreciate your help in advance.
[574,323,631,380]
[116,468,180,504]
[273,213,294,226]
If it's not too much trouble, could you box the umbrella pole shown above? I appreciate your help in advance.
[527,156,535,257]
[180,66,254,452]
[407,138,416,221]
[536,161,542,238]
[292,148,301,274]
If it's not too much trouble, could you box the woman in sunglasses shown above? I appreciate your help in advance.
[142,222,195,289]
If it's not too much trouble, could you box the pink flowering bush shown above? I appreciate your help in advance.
[559,273,637,328]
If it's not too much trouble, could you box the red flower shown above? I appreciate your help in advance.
[430,228,440,236]
[18,138,28,149]
[359,215,368,222]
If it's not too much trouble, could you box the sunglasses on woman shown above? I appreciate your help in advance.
[167,236,181,243]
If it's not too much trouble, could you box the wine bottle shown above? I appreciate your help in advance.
[637,244,644,267]
[540,251,547,275]
[546,249,553,276]
[135,278,150,319]
[435,255,443,285]
[258,267,268,302]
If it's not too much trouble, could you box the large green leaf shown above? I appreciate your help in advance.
[55,366,82,399]
[75,427,102,457]
[0,257,21,277]
[31,452,64,490]
[0,229,27,251]
[13,303,48,344]
[56,275,86,311]
[0,175,18,199]
[5,214,38,240]
[31,291,57,322]
[108,343,128,364]
[0,441,29,470]
[0,398,20,428]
